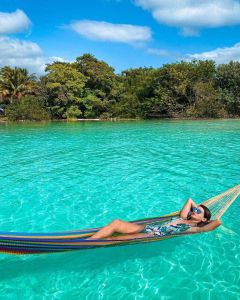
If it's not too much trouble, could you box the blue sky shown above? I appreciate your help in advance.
[0,0,240,74]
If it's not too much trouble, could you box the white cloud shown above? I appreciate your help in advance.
[147,47,178,57]
[186,42,240,63]
[0,37,64,74]
[0,36,42,58]
[0,9,31,34]
[0,10,64,74]
[135,0,240,36]
[68,20,152,43]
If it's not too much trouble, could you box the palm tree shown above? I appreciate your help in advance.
[0,66,37,103]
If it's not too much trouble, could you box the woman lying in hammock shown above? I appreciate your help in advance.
[89,198,222,240]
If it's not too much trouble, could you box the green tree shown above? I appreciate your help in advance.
[65,106,82,119]
[216,61,240,115]
[2,56,240,121]
[75,54,116,101]
[112,67,156,118]
[44,62,86,119]
[188,82,224,118]
[150,60,216,115]
[5,95,50,121]
[141,86,175,118]
[80,93,108,118]
[0,66,37,103]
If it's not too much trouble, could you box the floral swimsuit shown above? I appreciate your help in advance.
[141,217,192,237]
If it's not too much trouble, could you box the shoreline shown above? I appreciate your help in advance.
[0,116,240,123]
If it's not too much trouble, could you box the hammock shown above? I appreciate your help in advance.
[0,184,239,255]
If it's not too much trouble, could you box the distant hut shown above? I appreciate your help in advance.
[0,107,4,115]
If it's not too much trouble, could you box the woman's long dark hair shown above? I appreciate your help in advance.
[197,204,211,227]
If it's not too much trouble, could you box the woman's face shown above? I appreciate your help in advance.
[190,206,206,222]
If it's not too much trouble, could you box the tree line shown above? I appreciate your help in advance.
[0,53,240,121]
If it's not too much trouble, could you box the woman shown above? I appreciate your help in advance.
[88,198,222,240]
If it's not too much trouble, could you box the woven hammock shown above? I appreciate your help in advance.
[0,184,240,255]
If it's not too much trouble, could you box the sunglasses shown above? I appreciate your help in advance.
[191,207,203,214]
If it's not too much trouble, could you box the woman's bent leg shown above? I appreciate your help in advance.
[89,219,145,239]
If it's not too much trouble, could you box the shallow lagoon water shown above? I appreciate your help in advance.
[0,120,240,299]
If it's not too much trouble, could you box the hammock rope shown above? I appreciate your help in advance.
[201,184,240,219]
[0,184,239,255]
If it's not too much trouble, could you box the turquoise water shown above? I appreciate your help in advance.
[0,120,240,299]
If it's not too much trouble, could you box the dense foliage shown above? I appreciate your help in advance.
[5,96,50,121]
[1,54,240,121]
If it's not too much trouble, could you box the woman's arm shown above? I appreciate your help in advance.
[188,219,222,233]
[201,219,222,232]
[180,198,198,219]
